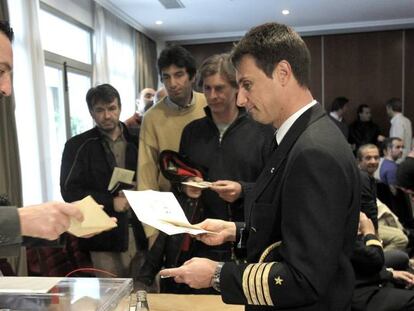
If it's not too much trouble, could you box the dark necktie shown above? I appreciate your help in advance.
[272,131,279,151]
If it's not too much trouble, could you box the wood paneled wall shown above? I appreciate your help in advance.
[182,29,413,135]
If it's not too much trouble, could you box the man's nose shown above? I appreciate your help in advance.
[169,77,178,88]
[237,89,247,107]
[103,110,111,118]
[0,74,12,97]
[210,89,218,99]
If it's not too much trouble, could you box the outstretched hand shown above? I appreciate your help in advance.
[392,270,414,288]
[195,218,236,246]
[210,180,242,203]
[160,257,218,289]
[19,201,84,240]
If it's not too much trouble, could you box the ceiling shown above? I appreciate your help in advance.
[97,0,414,43]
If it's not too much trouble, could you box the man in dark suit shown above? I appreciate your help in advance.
[160,22,360,311]
[60,84,147,278]
[0,21,83,257]
[329,96,349,139]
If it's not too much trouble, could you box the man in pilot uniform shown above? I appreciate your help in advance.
[161,22,360,311]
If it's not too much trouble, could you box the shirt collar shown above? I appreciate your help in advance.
[276,100,318,145]
[329,111,342,122]
[391,112,402,124]
[165,91,195,111]
[98,122,124,141]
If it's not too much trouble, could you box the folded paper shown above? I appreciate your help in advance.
[108,167,135,193]
[181,181,212,189]
[68,196,117,237]
[124,190,211,235]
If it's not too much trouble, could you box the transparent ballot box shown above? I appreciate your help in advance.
[0,277,133,311]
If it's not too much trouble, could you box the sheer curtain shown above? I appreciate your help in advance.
[93,3,136,120]
[136,31,158,92]
[8,0,51,204]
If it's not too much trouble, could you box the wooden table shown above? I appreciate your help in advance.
[147,294,244,311]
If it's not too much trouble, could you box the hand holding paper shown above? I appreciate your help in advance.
[108,167,135,193]
[181,180,212,189]
[68,196,117,237]
[123,190,213,235]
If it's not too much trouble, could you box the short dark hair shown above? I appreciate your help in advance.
[356,104,370,120]
[0,20,14,42]
[357,104,369,115]
[197,53,237,89]
[86,84,121,111]
[397,157,414,190]
[230,22,311,87]
[330,96,349,112]
[157,45,196,80]
[383,137,402,152]
[356,144,378,162]
[385,97,402,112]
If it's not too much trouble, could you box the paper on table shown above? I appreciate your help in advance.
[108,167,135,192]
[181,181,212,189]
[123,190,211,235]
[0,277,62,293]
[67,196,117,237]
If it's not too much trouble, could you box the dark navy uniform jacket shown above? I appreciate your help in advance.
[220,104,360,311]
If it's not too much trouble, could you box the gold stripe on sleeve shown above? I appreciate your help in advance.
[366,239,383,248]
[255,263,267,305]
[259,241,282,263]
[242,264,254,305]
[262,262,275,306]
[249,263,261,305]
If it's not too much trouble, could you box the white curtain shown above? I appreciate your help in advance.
[8,0,52,204]
[93,4,136,120]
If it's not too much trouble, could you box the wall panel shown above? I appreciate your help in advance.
[303,36,322,104]
[405,29,414,127]
[324,31,403,134]
[181,29,413,136]
[184,42,235,69]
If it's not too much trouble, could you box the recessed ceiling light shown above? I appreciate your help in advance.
[155,20,163,25]
[282,9,290,15]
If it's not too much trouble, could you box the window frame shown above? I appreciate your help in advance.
[40,3,94,140]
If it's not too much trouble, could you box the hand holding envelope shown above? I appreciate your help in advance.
[181,177,212,199]
[181,180,213,189]
[67,196,117,237]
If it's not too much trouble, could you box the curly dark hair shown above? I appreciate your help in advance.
[157,45,196,80]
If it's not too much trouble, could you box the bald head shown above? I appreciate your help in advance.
[138,87,156,113]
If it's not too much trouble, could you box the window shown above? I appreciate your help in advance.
[39,9,92,64]
[40,6,93,200]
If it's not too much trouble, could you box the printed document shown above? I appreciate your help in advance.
[124,190,210,235]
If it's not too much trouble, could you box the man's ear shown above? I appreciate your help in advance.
[272,61,291,86]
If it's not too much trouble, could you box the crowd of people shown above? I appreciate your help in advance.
[2,18,414,311]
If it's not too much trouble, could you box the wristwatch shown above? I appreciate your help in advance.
[211,262,224,292]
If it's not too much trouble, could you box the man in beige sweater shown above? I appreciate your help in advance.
[137,46,206,241]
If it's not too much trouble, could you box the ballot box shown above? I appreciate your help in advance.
[0,277,132,311]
